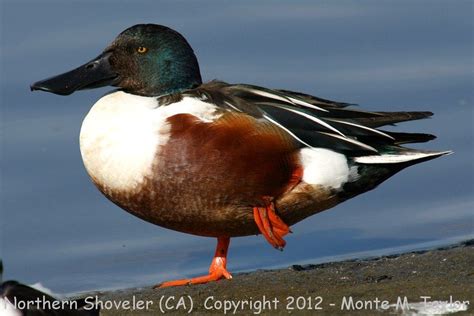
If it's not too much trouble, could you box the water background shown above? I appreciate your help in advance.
[1,0,473,294]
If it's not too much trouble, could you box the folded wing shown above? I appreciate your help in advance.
[174,80,447,161]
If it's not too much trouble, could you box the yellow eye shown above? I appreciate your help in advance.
[137,46,148,54]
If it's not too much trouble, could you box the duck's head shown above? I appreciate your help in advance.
[31,24,202,96]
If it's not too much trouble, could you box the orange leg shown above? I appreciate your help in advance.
[155,237,232,288]
[253,203,290,250]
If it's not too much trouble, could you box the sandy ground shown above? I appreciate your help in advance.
[87,240,473,315]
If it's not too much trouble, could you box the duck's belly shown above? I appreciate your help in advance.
[93,179,340,237]
[79,91,350,237]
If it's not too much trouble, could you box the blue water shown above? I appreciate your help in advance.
[1,1,473,294]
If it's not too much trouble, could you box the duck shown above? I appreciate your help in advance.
[31,24,450,288]
[0,280,100,316]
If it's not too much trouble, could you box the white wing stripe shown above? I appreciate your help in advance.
[263,114,314,148]
[326,118,395,140]
[286,96,328,112]
[318,132,378,152]
[272,105,346,137]
[224,101,242,112]
[246,87,329,112]
[246,88,293,104]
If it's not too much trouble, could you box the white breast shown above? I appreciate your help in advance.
[79,91,220,191]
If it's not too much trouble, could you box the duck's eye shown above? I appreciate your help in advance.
[137,46,148,54]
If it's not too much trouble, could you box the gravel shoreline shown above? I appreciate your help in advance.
[87,240,473,315]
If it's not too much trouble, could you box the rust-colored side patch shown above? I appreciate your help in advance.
[162,112,300,204]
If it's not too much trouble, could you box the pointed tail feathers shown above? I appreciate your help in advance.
[354,149,452,165]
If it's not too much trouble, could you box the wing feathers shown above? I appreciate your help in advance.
[355,149,452,164]
[266,104,346,137]
[324,118,395,140]
[180,81,442,157]
[351,111,433,128]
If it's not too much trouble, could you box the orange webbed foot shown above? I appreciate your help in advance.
[253,203,290,250]
[154,237,232,288]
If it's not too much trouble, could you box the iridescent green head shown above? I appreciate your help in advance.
[31,24,203,96]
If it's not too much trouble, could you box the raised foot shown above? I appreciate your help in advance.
[154,237,232,288]
[253,203,291,250]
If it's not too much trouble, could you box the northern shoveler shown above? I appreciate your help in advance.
[31,24,450,288]
[0,280,100,315]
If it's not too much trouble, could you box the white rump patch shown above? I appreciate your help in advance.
[80,91,220,191]
[354,151,452,164]
[300,147,358,190]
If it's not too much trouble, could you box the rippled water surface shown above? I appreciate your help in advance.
[1,1,473,294]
